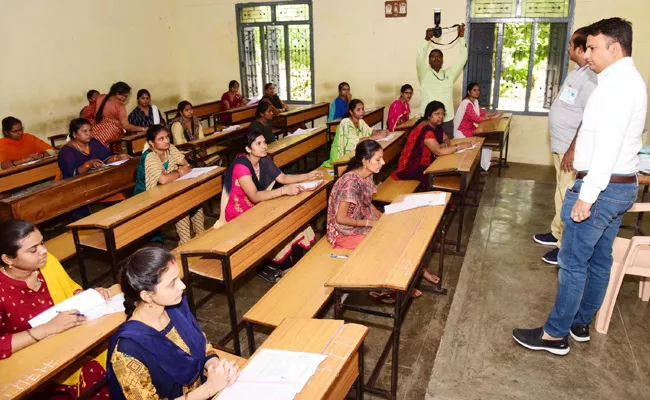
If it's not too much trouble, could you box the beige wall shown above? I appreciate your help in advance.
[1,0,649,165]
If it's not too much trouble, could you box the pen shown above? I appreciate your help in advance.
[321,253,348,259]
[56,311,86,317]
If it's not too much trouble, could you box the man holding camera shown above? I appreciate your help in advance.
[416,24,467,136]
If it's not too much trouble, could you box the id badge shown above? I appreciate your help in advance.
[559,85,578,105]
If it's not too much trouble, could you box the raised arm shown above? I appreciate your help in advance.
[447,36,468,81]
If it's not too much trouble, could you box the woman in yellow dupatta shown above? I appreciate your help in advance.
[0,219,113,398]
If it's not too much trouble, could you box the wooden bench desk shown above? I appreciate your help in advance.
[216,318,368,400]
[394,115,420,132]
[275,102,329,135]
[67,167,225,287]
[326,192,450,399]
[47,134,68,149]
[0,285,123,399]
[213,105,257,126]
[473,115,511,176]
[424,137,484,255]
[164,100,223,126]
[0,158,139,224]
[0,156,59,195]
[332,130,407,179]
[243,238,351,349]
[119,132,148,155]
[174,180,332,356]
[266,126,328,168]
[327,107,385,140]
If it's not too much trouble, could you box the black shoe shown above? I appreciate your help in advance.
[257,266,281,283]
[542,247,559,265]
[512,327,570,356]
[533,232,558,246]
[570,324,590,342]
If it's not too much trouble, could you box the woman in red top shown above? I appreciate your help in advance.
[221,80,249,110]
[393,101,471,187]
[452,82,502,139]
[92,82,146,151]
[0,117,56,170]
[0,219,113,398]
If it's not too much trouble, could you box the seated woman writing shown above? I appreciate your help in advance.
[221,80,248,111]
[387,84,413,131]
[128,89,166,128]
[393,101,472,187]
[216,130,323,283]
[260,83,288,115]
[323,99,389,168]
[0,116,56,171]
[135,125,204,245]
[249,101,276,144]
[0,219,113,398]
[328,82,352,122]
[107,247,239,399]
[452,82,502,139]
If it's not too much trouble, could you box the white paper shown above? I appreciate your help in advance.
[105,159,129,167]
[29,289,124,327]
[218,382,298,400]
[235,349,327,394]
[376,133,395,142]
[481,148,493,171]
[297,180,323,190]
[455,143,479,153]
[286,127,314,137]
[385,193,446,215]
[176,166,219,181]
[496,112,513,119]
[246,96,260,106]
[222,124,241,133]
[21,156,55,167]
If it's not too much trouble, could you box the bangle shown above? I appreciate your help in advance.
[84,163,90,169]
[26,329,39,342]
[365,220,369,227]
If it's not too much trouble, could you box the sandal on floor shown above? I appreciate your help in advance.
[369,291,396,304]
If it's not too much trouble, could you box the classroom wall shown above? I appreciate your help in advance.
[2,0,649,165]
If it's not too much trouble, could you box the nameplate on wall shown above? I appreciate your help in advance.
[385,1,407,18]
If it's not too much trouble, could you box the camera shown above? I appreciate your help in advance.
[432,8,442,38]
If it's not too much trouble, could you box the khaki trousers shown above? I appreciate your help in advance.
[551,152,576,248]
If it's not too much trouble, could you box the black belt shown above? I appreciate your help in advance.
[575,171,637,183]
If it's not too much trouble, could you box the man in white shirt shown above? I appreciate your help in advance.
[514,18,646,355]
[533,27,597,265]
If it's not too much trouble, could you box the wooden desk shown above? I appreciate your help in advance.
[266,126,328,168]
[326,192,450,399]
[473,116,511,176]
[47,134,68,149]
[0,285,123,399]
[394,115,420,132]
[0,158,138,224]
[217,318,368,400]
[120,132,147,155]
[68,167,225,287]
[214,105,256,126]
[332,130,406,179]
[164,100,223,126]
[424,137,484,254]
[275,102,329,134]
[0,156,59,195]
[175,180,332,356]
[327,107,386,139]
[620,173,650,236]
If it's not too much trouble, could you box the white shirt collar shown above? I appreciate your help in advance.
[598,57,635,81]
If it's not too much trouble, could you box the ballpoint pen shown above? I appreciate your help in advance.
[321,253,349,259]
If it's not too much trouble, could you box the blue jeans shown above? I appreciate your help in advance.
[544,176,638,337]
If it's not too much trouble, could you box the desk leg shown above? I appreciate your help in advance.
[181,255,196,314]
[334,288,343,319]
[357,342,365,400]
[104,229,119,283]
[431,213,448,295]
[222,257,242,356]
[636,184,648,235]
[498,133,504,177]
[73,229,89,289]
[504,130,510,168]
[390,290,401,400]
[246,321,256,356]
[456,177,467,254]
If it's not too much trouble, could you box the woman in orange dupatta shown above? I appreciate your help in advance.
[0,219,113,398]
[0,117,56,170]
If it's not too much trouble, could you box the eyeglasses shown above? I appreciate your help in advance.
[404,91,413,95]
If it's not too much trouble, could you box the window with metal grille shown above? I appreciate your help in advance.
[465,0,574,114]
[236,1,314,104]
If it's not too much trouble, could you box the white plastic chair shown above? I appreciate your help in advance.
[595,202,650,334]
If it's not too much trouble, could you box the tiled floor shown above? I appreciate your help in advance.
[58,162,649,400]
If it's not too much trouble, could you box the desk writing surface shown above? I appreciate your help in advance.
[278,102,328,117]
[68,167,225,229]
[424,137,484,175]
[474,116,510,135]
[215,318,368,400]
[326,192,450,291]
[175,179,332,256]
[202,122,251,140]
[332,130,406,166]
[0,156,59,194]
[639,173,650,185]
[266,126,327,155]
[0,285,123,400]
[395,116,420,130]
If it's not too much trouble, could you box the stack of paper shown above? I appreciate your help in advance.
[286,127,314,137]
[456,143,479,153]
[384,193,446,215]
[222,124,241,133]
[376,133,395,142]
[298,180,323,191]
[177,166,219,181]
[29,289,125,327]
[105,159,130,167]
[246,96,260,106]
[218,349,327,400]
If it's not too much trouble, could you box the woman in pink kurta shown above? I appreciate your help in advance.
[387,84,413,131]
[452,82,502,139]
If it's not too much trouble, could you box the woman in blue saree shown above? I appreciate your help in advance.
[107,247,239,399]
